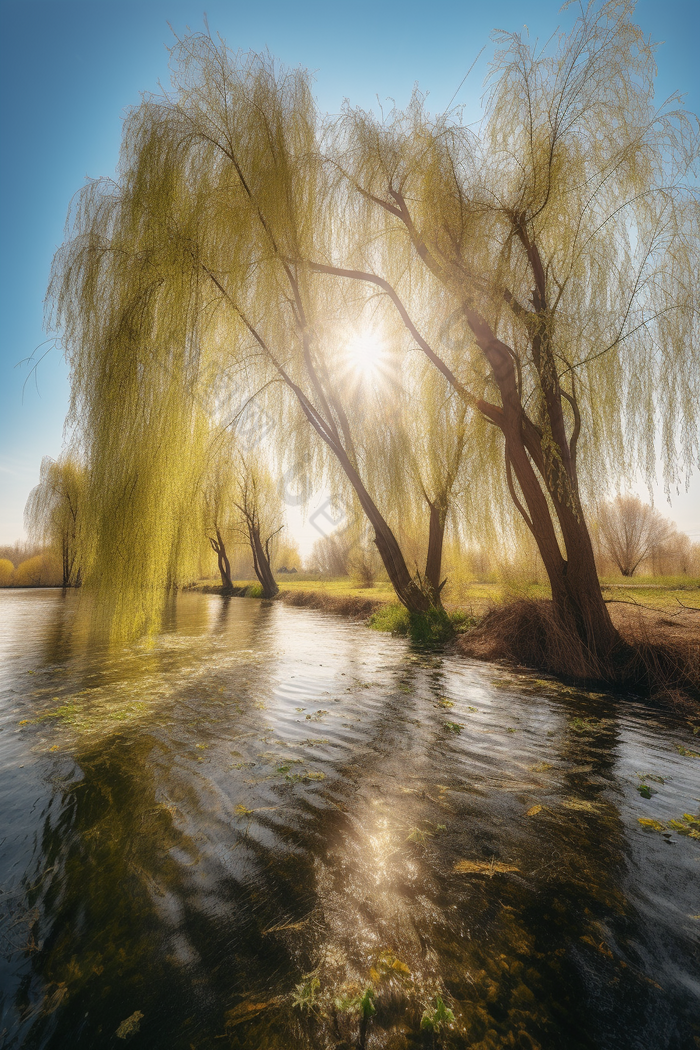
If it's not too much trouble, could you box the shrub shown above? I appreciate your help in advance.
[368,604,410,635]
[12,553,62,587]
[369,604,469,644]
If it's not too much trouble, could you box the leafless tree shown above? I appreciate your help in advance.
[597,496,673,576]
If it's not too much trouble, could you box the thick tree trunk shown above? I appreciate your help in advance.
[424,501,447,605]
[248,524,279,598]
[209,530,233,594]
[550,492,620,660]
[503,423,619,666]
[330,443,435,613]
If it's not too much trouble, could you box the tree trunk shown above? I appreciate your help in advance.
[550,491,620,660]
[424,501,447,605]
[331,443,435,613]
[248,524,279,598]
[209,530,233,594]
[504,422,620,667]
[62,536,70,588]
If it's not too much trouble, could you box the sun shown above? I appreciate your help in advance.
[344,330,387,380]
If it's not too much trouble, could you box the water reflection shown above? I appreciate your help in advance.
[0,590,698,1049]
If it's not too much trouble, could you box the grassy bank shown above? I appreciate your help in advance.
[190,572,700,614]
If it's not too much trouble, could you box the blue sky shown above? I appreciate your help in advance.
[1,0,698,546]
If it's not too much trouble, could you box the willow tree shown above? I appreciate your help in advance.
[230,456,283,598]
[328,0,700,669]
[49,34,451,623]
[105,36,446,614]
[24,454,85,587]
[597,496,672,577]
[47,155,210,637]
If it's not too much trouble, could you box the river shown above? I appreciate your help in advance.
[0,588,698,1049]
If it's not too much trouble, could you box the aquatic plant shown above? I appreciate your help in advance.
[421,995,455,1034]
[291,974,320,1013]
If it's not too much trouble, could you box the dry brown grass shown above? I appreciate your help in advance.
[278,589,387,618]
[608,604,700,711]
[457,598,699,711]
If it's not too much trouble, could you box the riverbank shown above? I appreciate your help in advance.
[191,571,700,614]
[190,575,700,709]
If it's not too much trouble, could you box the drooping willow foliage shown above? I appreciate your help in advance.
[327,0,699,655]
[24,455,86,587]
[46,1,699,647]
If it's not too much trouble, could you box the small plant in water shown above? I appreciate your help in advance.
[406,827,432,845]
[408,608,454,644]
[357,986,376,1049]
[443,721,464,734]
[334,985,376,1050]
[292,974,320,1013]
[569,717,600,734]
[421,995,455,1034]
[676,744,700,758]
[358,986,376,1020]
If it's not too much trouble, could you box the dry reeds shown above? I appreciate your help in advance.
[457,599,605,680]
[279,589,388,618]
[457,598,699,711]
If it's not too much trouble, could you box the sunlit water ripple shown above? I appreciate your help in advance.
[0,588,698,1049]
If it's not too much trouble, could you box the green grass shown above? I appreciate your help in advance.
[192,572,700,613]
[368,603,480,644]
[599,576,700,610]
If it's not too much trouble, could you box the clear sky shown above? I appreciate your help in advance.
[1,0,698,552]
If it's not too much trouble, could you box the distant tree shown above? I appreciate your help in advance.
[0,559,14,586]
[309,533,353,576]
[24,455,85,587]
[598,496,673,576]
[231,458,283,599]
[13,553,61,587]
[348,537,381,588]
[648,524,694,576]
[0,542,43,568]
[274,538,301,573]
[688,542,700,577]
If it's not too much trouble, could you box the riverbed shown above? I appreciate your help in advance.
[0,588,698,1048]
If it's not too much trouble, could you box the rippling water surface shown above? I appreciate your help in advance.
[0,588,698,1049]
